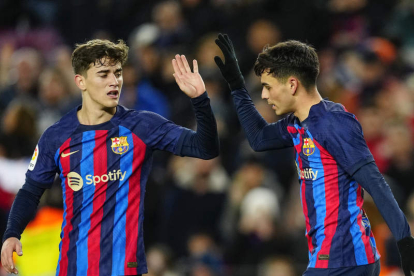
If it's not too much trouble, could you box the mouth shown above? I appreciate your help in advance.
[107,90,119,99]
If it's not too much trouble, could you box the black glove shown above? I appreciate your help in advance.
[397,236,414,276]
[214,33,245,91]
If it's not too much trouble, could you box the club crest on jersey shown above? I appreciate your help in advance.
[111,136,129,154]
[303,138,315,156]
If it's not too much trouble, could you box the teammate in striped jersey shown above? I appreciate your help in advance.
[214,33,414,276]
[1,39,219,276]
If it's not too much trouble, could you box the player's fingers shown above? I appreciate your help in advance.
[215,39,231,60]
[214,56,225,69]
[193,59,198,74]
[181,55,192,73]
[172,59,182,76]
[175,54,187,75]
[218,33,231,51]
[173,73,182,85]
[224,34,235,51]
[15,242,22,256]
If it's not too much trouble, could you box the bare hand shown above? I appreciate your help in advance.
[1,237,22,274]
[172,54,206,98]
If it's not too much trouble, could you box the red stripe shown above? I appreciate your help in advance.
[87,130,108,276]
[58,138,72,276]
[355,185,376,263]
[292,134,314,255]
[124,134,146,273]
[314,140,340,268]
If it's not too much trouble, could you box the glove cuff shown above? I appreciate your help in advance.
[228,75,246,91]
[397,236,414,254]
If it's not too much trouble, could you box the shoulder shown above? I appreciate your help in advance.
[39,107,80,148]
[313,100,359,128]
[116,106,173,134]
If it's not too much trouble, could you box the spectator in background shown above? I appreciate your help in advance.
[37,67,79,133]
[0,101,37,158]
[146,244,178,276]
[161,157,228,257]
[0,48,42,115]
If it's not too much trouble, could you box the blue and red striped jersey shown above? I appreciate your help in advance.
[26,105,186,276]
[279,100,380,268]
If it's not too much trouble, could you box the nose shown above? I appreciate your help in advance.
[110,73,119,86]
[261,88,268,100]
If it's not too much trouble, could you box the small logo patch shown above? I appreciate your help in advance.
[111,136,129,154]
[303,138,315,156]
[61,150,79,158]
[67,172,84,191]
[127,262,138,268]
[318,254,329,260]
[28,145,39,171]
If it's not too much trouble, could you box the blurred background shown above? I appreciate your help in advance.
[0,0,414,275]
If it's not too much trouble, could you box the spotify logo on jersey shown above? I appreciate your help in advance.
[67,172,84,191]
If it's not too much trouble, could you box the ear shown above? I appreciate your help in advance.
[288,77,299,95]
[74,74,86,91]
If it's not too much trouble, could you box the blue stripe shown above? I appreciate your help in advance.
[99,129,119,275]
[76,131,96,275]
[55,149,64,276]
[112,126,133,274]
[306,131,326,267]
[370,237,380,259]
[348,180,368,265]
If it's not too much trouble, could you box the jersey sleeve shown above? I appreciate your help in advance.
[231,87,293,151]
[131,111,185,153]
[25,128,59,188]
[323,112,374,175]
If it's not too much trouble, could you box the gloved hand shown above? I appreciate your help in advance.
[214,33,245,91]
[397,236,414,276]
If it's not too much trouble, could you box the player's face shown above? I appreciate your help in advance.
[260,73,295,115]
[81,59,123,109]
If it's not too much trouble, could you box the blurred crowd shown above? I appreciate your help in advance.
[1,0,414,275]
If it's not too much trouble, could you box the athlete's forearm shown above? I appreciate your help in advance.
[2,179,45,242]
[176,92,219,159]
[232,87,291,151]
[353,162,411,241]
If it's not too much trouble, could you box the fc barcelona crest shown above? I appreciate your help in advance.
[303,138,315,156]
[111,136,129,154]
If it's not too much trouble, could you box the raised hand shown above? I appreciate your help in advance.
[1,237,23,275]
[172,54,206,98]
[214,33,245,90]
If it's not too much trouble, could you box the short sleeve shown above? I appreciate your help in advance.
[323,113,374,175]
[25,129,59,188]
[130,111,185,153]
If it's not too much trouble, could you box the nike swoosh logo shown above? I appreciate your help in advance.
[61,150,79,158]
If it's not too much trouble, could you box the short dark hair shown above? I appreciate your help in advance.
[254,40,319,90]
[71,39,129,76]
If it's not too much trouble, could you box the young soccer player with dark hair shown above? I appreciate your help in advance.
[1,39,219,276]
[214,33,414,276]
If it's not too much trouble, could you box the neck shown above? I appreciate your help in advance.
[293,87,322,122]
[77,100,116,125]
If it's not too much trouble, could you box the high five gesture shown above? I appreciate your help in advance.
[172,54,206,98]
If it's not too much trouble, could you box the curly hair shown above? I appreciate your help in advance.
[71,39,129,76]
[254,40,319,90]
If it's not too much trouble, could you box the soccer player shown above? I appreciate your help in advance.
[1,39,219,276]
[214,33,414,276]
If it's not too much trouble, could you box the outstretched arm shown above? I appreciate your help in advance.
[1,178,46,275]
[171,55,219,159]
[353,163,414,276]
[214,34,292,151]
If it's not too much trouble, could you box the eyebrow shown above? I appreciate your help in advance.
[96,68,123,74]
